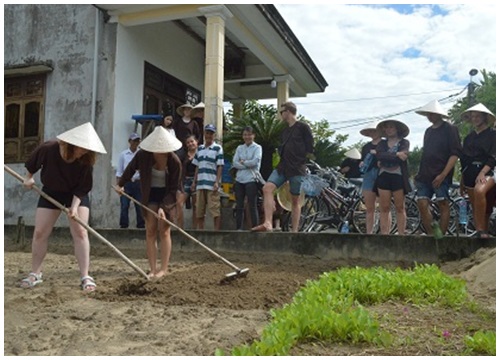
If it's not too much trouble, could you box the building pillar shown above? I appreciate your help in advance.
[274,74,294,117]
[200,5,233,141]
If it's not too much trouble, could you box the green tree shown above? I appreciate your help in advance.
[407,145,423,179]
[301,118,348,168]
[448,70,496,139]
[224,101,284,179]
[447,70,495,181]
[224,101,350,177]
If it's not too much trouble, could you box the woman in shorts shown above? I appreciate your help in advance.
[375,119,411,235]
[460,103,496,238]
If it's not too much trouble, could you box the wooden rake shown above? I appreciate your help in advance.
[114,186,249,284]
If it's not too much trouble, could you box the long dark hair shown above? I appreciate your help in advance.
[59,141,96,166]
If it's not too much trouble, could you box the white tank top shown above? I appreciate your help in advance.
[151,168,165,187]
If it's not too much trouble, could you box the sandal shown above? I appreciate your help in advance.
[81,276,96,292]
[20,272,43,288]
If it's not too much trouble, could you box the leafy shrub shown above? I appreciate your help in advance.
[464,330,496,355]
[217,264,471,356]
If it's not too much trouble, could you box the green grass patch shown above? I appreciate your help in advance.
[216,264,480,356]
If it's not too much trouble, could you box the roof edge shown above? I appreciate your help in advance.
[256,4,328,91]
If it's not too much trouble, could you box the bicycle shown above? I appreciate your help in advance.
[399,183,476,236]
[282,175,372,233]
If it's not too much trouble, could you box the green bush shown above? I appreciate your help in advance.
[217,264,471,356]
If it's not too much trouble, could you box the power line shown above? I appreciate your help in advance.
[329,86,468,131]
[294,87,464,105]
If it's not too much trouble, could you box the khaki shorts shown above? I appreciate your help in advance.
[195,189,221,218]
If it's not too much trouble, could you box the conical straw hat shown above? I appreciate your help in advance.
[56,122,107,154]
[139,126,182,153]
[190,102,205,117]
[376,119,410,138]
[344,148,362,160]
[360,121,381,137]
[276,181,305,212]
[415,100,449,118]
[176,103,194,116]
[461,103,495,124]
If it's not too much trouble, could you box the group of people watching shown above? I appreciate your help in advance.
[356,100,495,238]
[16,99,494,292]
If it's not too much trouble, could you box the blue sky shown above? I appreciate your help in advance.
[263,3,496,150]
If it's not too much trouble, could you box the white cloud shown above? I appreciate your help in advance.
[270,4,496,150]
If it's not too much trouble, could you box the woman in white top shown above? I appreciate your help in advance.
[162,113,176,137]
[232,126,263,230]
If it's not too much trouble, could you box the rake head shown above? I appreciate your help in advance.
[219,268,250,285]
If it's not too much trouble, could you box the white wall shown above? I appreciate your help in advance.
[111,21,205,167]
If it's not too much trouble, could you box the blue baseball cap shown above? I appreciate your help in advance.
[204,124,217,133]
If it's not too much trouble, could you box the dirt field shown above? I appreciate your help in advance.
[3,243,495,356]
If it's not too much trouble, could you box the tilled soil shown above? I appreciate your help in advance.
[3,244,495,356]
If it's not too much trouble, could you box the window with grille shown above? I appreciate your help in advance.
[4,75,45,163]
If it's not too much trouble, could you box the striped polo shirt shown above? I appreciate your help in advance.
[192,142,224,190]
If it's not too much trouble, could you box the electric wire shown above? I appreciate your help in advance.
[329,85,468,131]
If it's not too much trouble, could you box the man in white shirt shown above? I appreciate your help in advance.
[116,133,145,228]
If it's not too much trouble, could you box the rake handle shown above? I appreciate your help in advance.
[114,185,241,271]
[4,165,149,280]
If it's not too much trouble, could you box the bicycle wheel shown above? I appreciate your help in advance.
[307,195,332,232]
[405,196,422,234]
[281,196,319,232]
[352,198,368,233]
[488,209,495,236]
[448,197,476,236]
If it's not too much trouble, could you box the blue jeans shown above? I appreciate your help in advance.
[120,181,145,228]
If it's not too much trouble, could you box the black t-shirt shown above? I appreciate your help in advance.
[415,121,462,183]
[276,121,314,177]
[461,127,496,170]
[340,158,362,178]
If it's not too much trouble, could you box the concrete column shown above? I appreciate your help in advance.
[200,5,233,142]
[274,74,294,115]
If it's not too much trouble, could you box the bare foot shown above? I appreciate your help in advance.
[153,270,168,279]
[147,271,156,279]
[251,223,273,232]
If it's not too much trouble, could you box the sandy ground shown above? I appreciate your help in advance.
[3,244,495,356]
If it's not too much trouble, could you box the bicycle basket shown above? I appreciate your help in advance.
[301,174,329,196]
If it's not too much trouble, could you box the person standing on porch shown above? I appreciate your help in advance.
[192,124,225,230]
[232,126,263,230]
[414,100,461,236]
[252,101,314,233]
[359,122,382,234]
[116,132,145,229]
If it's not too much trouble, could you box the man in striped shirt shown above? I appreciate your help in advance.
[192,124,224,230]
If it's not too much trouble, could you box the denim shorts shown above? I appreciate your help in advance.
[361,167,378,191]
[267,169,303,195]
[415,179,450,201]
